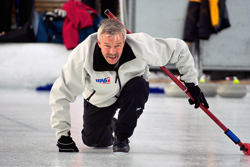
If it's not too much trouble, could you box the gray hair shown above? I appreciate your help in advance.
[97,18,126,42]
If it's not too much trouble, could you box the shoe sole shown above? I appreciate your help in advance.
[113,147,130,155]
[113,151,129,155]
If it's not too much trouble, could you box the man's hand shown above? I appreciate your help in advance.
[187,86,209,109]
[57,135,79,152]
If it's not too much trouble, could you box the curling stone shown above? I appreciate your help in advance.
[164,82,187,97]
[217,84,247,98]
[198,83,218,97]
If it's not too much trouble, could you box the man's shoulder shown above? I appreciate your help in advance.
[126,32,154,43]
[127,32,150,38]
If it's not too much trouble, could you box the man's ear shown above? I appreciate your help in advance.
[97,39,101,48]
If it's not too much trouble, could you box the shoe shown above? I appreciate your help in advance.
[113,136,130,154]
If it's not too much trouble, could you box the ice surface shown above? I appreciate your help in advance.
[0,90,250,167]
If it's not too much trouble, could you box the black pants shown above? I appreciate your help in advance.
[82,77,149,147]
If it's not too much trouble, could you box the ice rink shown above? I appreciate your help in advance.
[1,89,250,167]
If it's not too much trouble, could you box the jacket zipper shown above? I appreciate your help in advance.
[115,70,122,91]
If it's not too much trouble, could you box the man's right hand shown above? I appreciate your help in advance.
[57,135,79,152]
[187,85,209,109]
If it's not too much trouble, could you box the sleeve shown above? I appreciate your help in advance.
[49,45,86,139]
[129,33,198,86]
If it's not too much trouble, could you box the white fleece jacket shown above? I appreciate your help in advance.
[50,32,198,139]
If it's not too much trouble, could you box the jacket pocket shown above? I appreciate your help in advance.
[86,90,96,101]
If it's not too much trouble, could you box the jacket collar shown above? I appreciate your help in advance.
[93,42,136,71]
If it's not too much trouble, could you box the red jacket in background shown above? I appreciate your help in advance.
[62,0,98,49]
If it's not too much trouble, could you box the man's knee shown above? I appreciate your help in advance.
[81,128,113,147]
[125,77,149,94]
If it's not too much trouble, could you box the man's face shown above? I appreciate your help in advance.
[97,33,125,65]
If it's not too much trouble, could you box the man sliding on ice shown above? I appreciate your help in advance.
[49,18,209,154]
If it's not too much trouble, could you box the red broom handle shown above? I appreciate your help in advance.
[104,9,131,34]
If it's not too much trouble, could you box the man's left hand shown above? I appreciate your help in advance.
[187,86,209,109]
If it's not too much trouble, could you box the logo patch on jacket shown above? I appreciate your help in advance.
[96,77,110,84]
